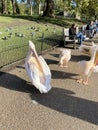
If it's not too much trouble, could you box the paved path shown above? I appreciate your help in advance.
[0,43,98,130]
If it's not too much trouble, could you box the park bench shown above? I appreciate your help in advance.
[63,27,91,49]
[63,28,79,49]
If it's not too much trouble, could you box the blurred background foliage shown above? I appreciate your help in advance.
[0,0,98,20]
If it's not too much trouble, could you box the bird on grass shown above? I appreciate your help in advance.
[31,32,35,37]
[2,36,8,40]
[15,33,25,37]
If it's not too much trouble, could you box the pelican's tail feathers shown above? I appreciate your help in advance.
[39,56,52,92]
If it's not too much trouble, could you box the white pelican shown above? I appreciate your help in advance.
[79,41,97,56]
[59,48,71,67]
[25,40,51,93]
[77,44,98,85]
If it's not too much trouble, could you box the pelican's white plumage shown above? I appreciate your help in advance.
[77,43,98,85]
[59,48,71,67]
[79,42,97,56]
[25,40,51,93]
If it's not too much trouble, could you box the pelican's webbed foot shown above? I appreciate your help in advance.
[83,80,88,85]
[76,79,83,84]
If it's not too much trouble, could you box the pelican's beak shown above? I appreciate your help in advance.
[30,48,34,53]
[29,40,37,57]
[29,40,35,49]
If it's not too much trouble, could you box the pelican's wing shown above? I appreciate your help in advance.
[93,50,98,72]
[79,43,98,57]
[25,62,49,93]
[94,50,98,65]
[38,56,51,92]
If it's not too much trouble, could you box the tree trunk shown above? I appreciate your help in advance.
[11,0,16,14]
[42,0,55,18]
[38,2,41,15]
[1,0,7,14]
[76,11,80,19]
[30,4,32,15]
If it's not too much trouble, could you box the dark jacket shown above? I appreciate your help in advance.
[69,27,76,39]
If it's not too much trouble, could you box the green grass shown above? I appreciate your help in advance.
[0,15,63,67]
[0,15,85,67]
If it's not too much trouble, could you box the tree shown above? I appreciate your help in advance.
[1,0,7,14]
[42,0,55,17]
[88,0,98,20]
[7,0,13,14]
[11,0,17,14]
[20,0,33,15]
[35,0,44,15]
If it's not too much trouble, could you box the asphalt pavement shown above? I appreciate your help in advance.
[0,43,98,130]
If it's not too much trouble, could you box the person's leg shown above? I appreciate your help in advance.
[90,29,94,38]
[76,33,83,45]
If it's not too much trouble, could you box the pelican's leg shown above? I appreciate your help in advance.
[59,57,64,67]
[63,61,68,67]
[83,76,89,85]
[83,69,93,85]
[76,75,83,84]
[59,63,63,67]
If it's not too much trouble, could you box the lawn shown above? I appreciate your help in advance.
[0,15,85,68]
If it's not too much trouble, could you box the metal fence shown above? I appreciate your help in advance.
[0,27,62,68]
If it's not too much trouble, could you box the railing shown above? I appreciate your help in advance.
[0,26,62,68]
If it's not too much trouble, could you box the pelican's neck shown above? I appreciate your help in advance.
[90,47,98,63]
[26,47,44,74]
[34,51,44,73]
[26,50,32,62]
[94,51,98,65]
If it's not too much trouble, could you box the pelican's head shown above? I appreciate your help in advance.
[92,44,98,52]
[29,40,37,56]
[29,40,35,50]
[91,41,95,46]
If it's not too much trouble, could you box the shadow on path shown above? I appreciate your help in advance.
[45,58,58,65]
[0,71,98,125]
[31,87,98,125]
[0,71,40,94]
[51,70,78,80]
[49,53,59,58]
[71,54,90,62]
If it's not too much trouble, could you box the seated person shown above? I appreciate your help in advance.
[86,21,96,38]
[94,19,98,32]
[69,24,85,45]
[94,19,98,27]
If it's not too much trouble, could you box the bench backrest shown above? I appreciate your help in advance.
[63,28,70,40]
[63,28,69,36]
